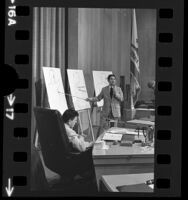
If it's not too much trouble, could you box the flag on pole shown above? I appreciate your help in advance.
[130,9,141,108]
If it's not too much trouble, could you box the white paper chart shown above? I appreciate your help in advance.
[67,69,90,111]
[43,67,68,114]
[92,70,112,107]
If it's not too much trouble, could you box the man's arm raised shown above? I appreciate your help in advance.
[86,88,104,102]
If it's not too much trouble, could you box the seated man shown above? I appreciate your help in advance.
[147,80,155,108]
[61,109,97,192]
[61,109,94,152]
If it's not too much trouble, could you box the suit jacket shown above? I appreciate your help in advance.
[96,85,124,118]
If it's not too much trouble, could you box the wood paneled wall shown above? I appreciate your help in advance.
[68,8,156,126]
[68,8,133,127]
[69,8,156,101]
[77,8,132,98]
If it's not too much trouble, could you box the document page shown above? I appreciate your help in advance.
[107,127,139,135]
[102,133,123,141]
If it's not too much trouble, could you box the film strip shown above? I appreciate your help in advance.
[2,0,184,197]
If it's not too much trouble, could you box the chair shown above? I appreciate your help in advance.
[33,107,97,191]
[31,144,49,190]
[35,79,49,107]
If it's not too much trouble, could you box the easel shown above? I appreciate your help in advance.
[77,108,95,142]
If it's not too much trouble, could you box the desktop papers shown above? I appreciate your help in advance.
[126,119,154,126]
[102,132,123,141]
[148,184,154,189]
[94,141,109,150]
[107,127,127,134]
[107,127,141,135]
[140,146,154,153]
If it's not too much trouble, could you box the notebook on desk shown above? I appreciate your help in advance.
[116,183,153,192]
[121,134,135,142]
[102,132,123,141]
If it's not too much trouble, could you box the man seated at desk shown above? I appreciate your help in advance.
[62,109,94,152]
[61,109,97,191]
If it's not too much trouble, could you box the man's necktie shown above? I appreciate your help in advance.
[110,87,113,98]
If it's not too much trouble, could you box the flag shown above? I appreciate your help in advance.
[130,9,141,108]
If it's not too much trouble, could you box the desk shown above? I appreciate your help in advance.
[92,133,154,189]
[135,108,155,119]
[126,119,154,128]
[124,108,155,121]
[101,173,154,192]
[140,116,155,122]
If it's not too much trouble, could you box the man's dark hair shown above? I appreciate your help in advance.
[107,74,116,81]
[61,109,79,123]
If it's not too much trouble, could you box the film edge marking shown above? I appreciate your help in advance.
[5,178,14,197]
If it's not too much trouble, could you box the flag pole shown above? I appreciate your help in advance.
[130,8,141,109]
[130,9,135,110]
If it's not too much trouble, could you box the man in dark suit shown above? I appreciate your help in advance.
[86,74,124,136]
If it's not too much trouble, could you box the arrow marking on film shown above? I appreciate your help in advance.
[5,178,14,197]
[7,94,16,106]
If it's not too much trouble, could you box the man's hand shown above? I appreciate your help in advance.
[113,87,118,97]
[112,87,123,101]
[85,142,94,150]
[85,97,93,102]
[88,142,94,147]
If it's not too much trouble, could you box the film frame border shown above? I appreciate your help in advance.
[2,0,184,197]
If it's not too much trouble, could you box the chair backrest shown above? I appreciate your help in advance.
[33,107,72,174]
[35,79,42,107]
[35,79,49,107]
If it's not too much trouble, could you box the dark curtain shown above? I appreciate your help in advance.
[31,8,66,188]
[32,7,65,108]
[31,7,65,142]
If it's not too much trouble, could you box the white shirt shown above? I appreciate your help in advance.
[64,123,90,152]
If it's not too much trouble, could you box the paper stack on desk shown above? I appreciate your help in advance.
[102,132,123,141]
[148,184,154,189]
[107,127,127,134]
[126,119,154,126]
[107,127,138,135]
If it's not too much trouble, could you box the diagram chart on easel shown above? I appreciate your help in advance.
[43,67,68,114]
[67,69,94,141]
[67,69,90,111]
[92,70,112,107]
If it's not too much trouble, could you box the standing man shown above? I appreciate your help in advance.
[86,74,124,136]
[147,80,155,108]
[147,80,156,91]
